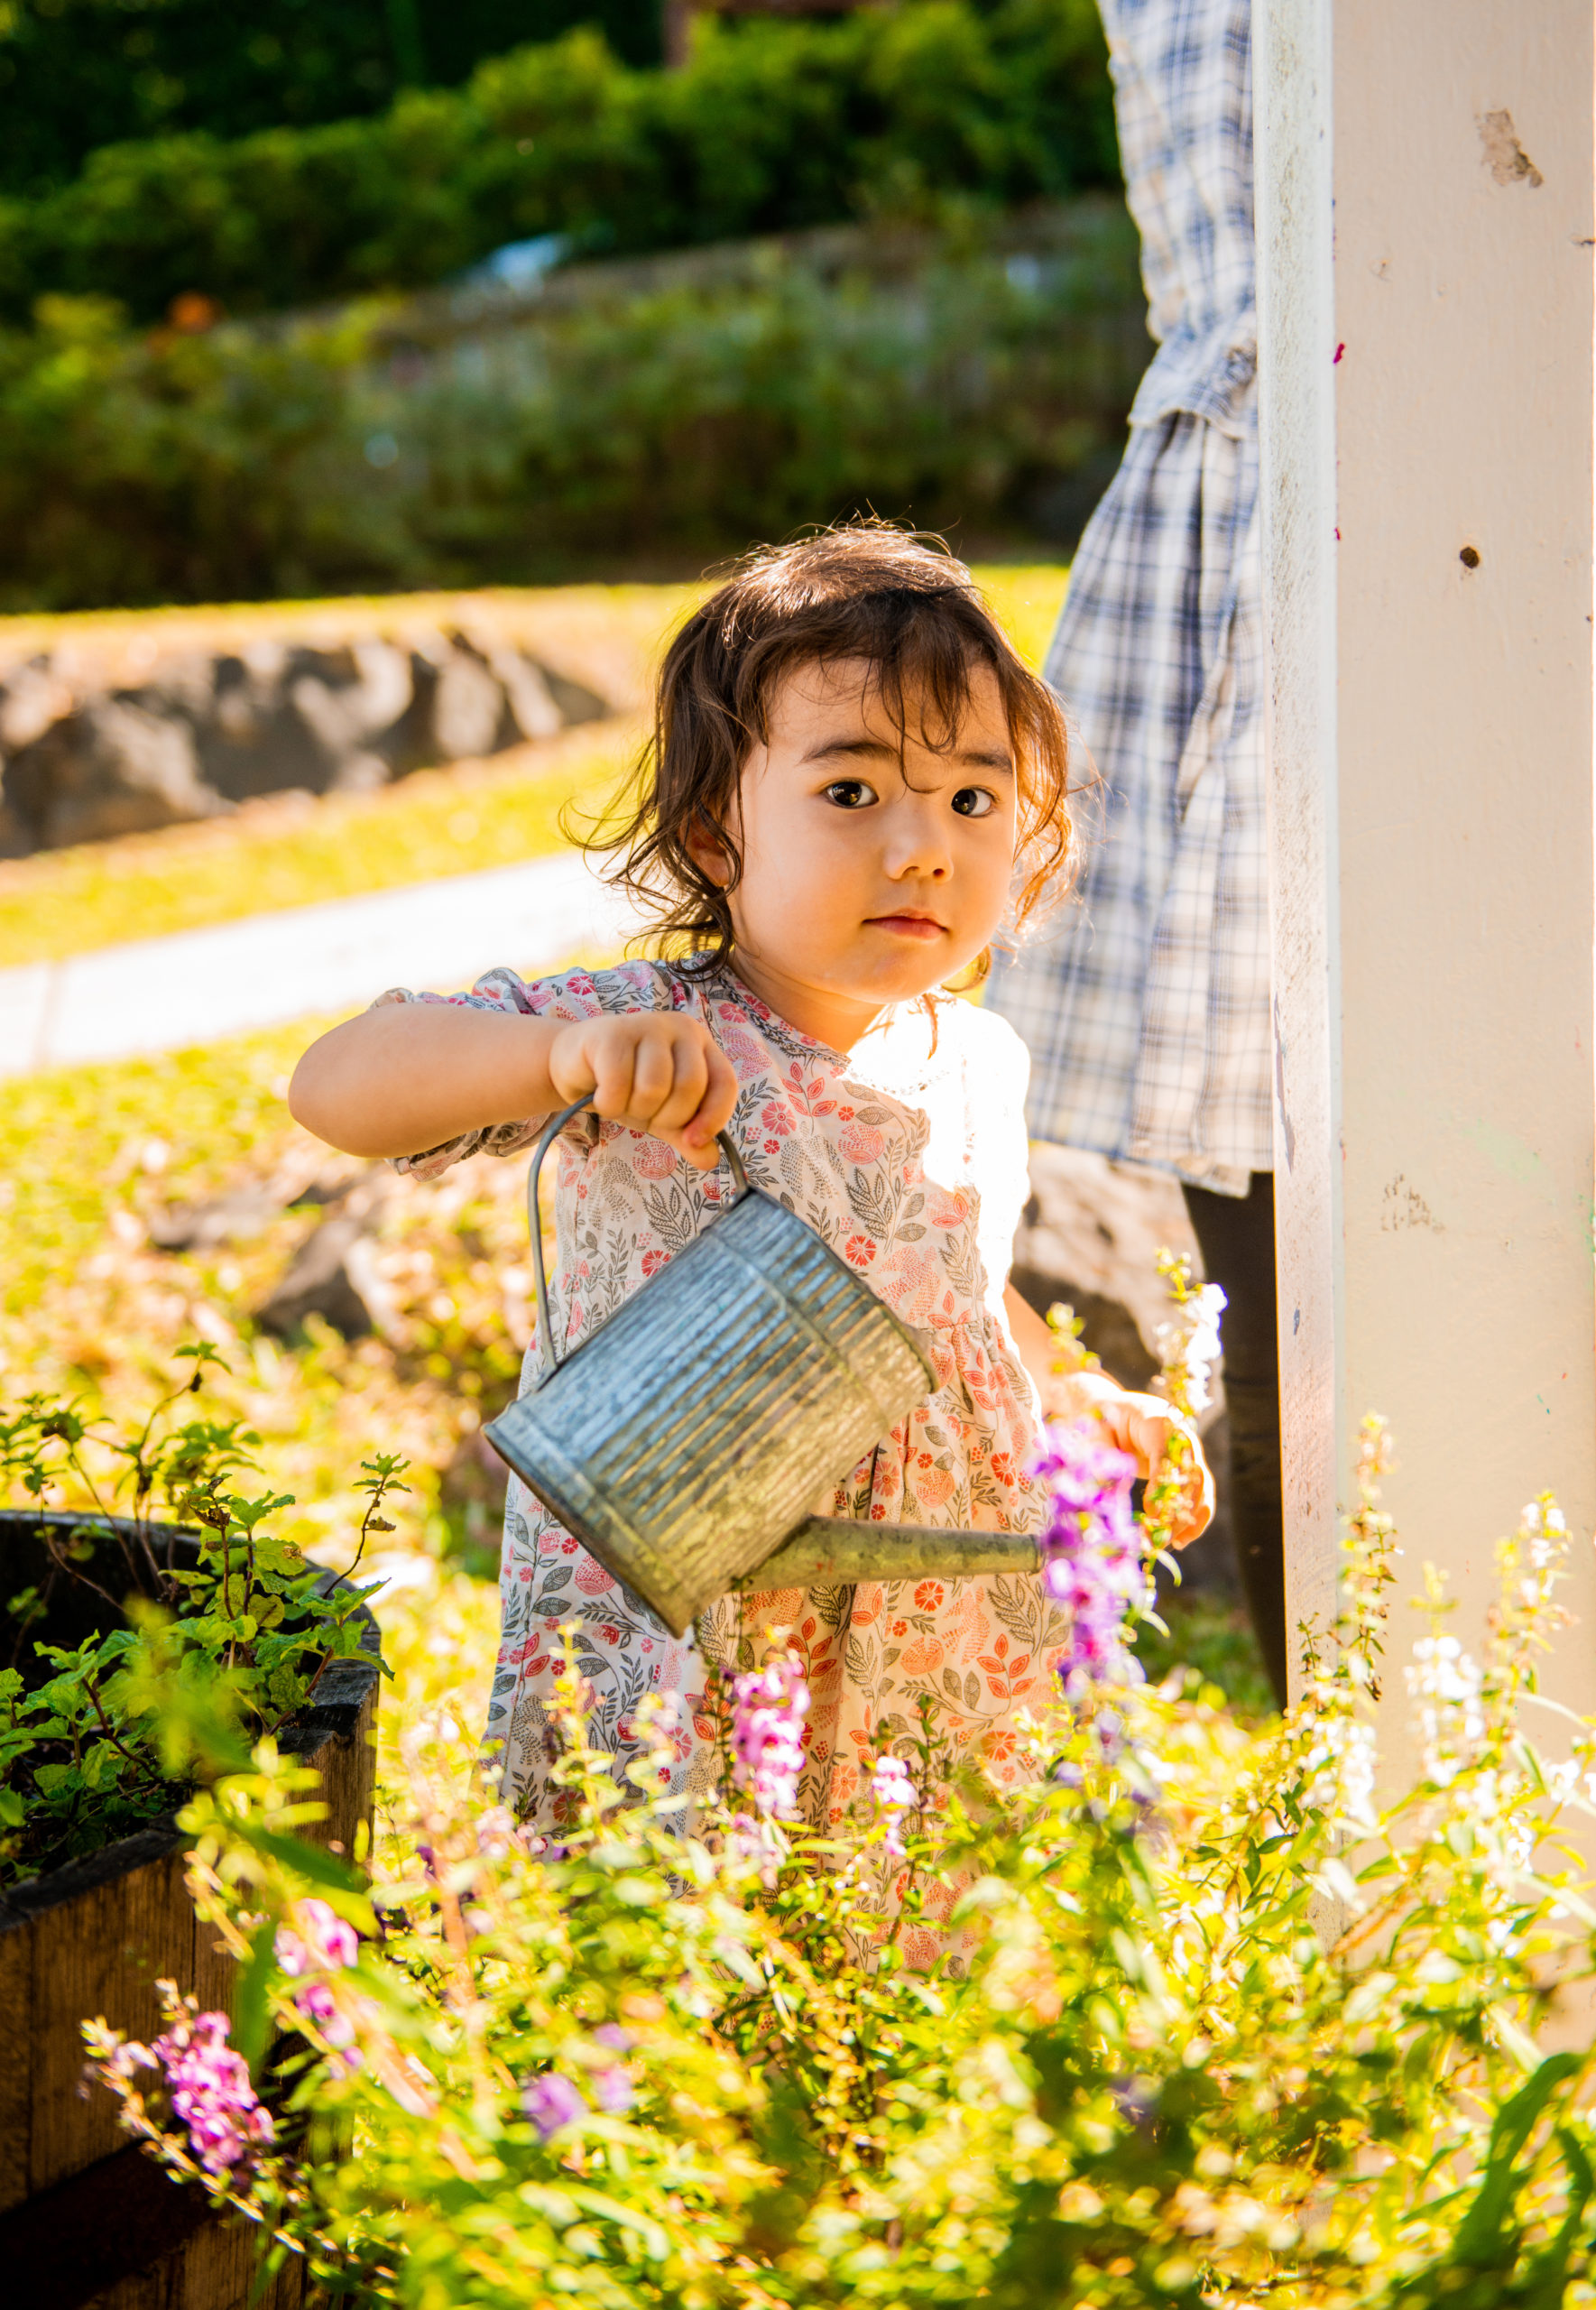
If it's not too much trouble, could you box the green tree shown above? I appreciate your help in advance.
[0,0,664,198]
[0,6,1120,324]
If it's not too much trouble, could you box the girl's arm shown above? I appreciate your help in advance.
[1003,1283,1214,1548]
[289,1002,739,1171]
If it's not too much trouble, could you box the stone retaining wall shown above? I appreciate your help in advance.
[0,620,610,854]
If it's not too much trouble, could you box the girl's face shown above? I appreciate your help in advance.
[693,654,1019,1049]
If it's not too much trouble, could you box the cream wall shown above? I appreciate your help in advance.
[1255,0,1596,1763]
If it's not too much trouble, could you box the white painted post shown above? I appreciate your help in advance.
[1254,0,1596,1766]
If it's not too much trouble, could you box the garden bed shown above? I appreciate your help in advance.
[0,1510,380,2307]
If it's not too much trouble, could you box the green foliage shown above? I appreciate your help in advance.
[0,1,664,200]
[0,1353,399,1881]
[0,8,1119,324]
[88,1434,1596,2306]
[0,204,1140,610]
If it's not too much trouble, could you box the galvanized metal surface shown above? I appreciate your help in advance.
[742,1515,1040,1591]
[486,1098,937,1636]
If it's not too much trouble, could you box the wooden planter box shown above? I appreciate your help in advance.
[0,1512,381,2310]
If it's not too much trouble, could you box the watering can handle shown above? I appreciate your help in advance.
[526,1094,750,1375]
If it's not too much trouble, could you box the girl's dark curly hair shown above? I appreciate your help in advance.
[598,522,1084,980]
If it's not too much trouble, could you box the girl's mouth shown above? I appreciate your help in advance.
[865,913,947,941]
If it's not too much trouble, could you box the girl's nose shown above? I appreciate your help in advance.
[882,797,953,879]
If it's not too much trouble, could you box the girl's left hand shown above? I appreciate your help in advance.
[1001,1285,1213,1548]
[1054,1370,1215,1549]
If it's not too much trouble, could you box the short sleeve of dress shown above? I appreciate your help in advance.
[373,958,681,1180]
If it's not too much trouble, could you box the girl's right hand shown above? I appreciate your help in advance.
[548,1013,739,1172]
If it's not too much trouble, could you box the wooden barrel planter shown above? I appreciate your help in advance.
[0,1511,381,2310]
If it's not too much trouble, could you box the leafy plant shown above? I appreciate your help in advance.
[0,9,1118,323]
[85,1333,1596,2302]
[0,1347,399,1882]
[0,4,667,201]
[0,202,1141,610]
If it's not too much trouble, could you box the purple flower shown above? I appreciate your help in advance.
[521,2071,586,2138]
[727,1651,810,1819]
[870,1753,916,1855]
[275,1899,360,2054]
[275,1898,359,1975]
[591,2065,635,2114]
[587,2021,636,2113]
[1030,1419,1146,1714]
[148,2010,275,2179]
[1110,2074,1159,2130]
[727,1808,782,1885]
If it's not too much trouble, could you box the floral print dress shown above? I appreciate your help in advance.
[381,958,1069,1862]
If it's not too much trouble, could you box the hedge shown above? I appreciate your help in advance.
[0,5,1119,326]
[0,1,664,199]
[0,200,1145,612]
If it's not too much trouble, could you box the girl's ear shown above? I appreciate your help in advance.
[684,814,732,890]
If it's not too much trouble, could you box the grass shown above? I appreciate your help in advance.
[0,567,1067,970]
[1138,1590,1277,1723]
[0,1015,532,1574]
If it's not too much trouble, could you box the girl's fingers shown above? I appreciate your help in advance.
[630,1028,694,1124]
[586,1033,639,1121]
[648,1035,712,1136]
[686,1042,741,1150]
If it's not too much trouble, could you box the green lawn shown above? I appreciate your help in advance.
[0,568,1067,969]
[0,1013,532,1569]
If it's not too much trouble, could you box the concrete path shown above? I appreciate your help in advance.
[0,848,643,1075]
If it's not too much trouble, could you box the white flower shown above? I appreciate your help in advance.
[1304,1712,1378,1829]
[1406,1633,1484,1787]
[1155,1282,1227,1412]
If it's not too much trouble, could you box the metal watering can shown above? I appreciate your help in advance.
[485,1096,1039,1636]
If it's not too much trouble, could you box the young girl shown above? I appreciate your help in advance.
[291,525,1212,1833]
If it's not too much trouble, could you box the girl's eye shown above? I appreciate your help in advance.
[952,787,995,819]
[822,779,878,809]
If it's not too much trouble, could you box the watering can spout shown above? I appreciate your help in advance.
[742,1516,1039,1591]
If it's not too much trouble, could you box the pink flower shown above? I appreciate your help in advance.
[276,1898,358,1974]
[145,2008,275,2177]
[275,1900,361,2054]
[844,1234,877,1267]
[727,1649,810,1819]
[871,1753,917,1855]
[633,1141,676,1179]
[641,1246,669,1277]
[575,1558,614,1594]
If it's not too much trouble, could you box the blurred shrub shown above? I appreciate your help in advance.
[0,5,1119,325]
[0,0,664,199]
[0,201,1146,611]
